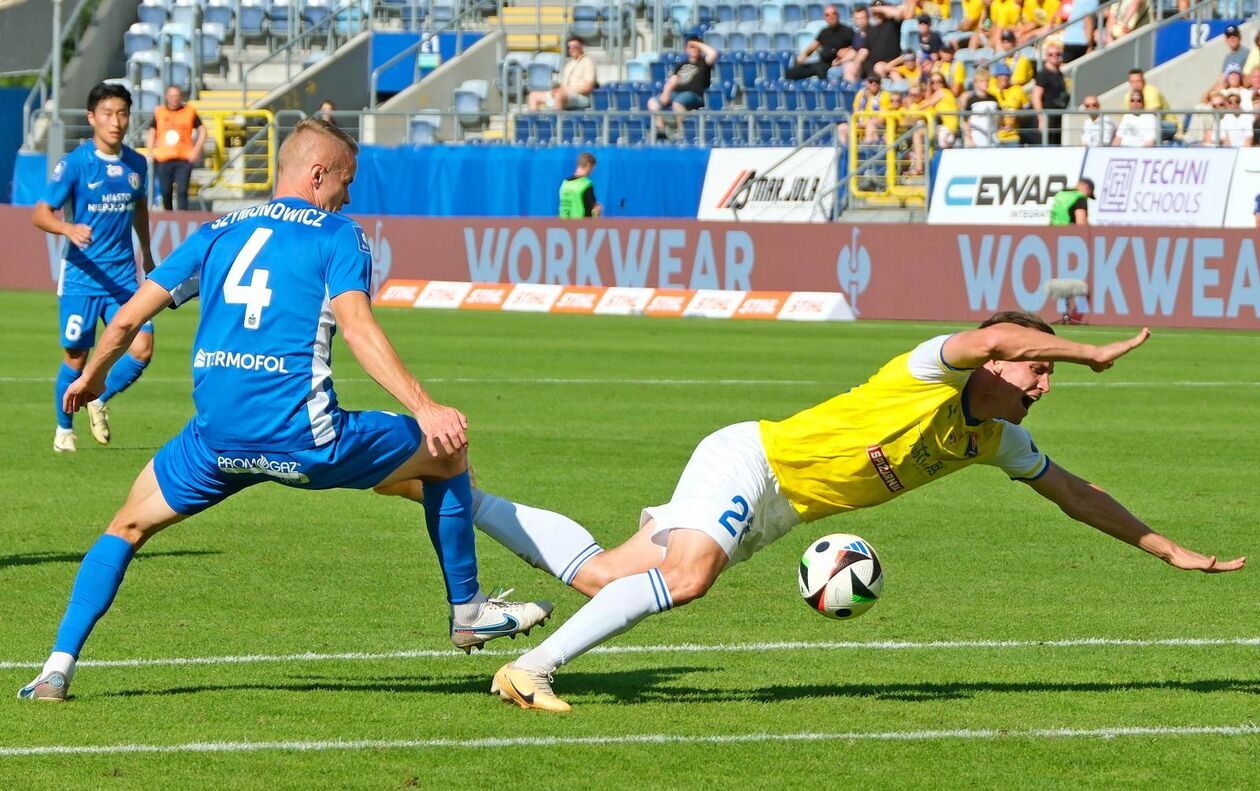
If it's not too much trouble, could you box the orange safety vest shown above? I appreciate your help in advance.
[152,104,199,162]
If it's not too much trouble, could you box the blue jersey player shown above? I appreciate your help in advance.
[19,119,551,701]
[32,82,157,453]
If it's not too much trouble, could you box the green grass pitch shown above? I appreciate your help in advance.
[1,289,1258,788]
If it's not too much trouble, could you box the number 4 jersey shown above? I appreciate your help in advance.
[148,197,373,451]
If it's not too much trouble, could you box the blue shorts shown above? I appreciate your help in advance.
[153,410,423,516]
[59,293,154,351]
[673,91,704,110]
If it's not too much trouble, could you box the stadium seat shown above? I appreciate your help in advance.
[771,29,793,50]
[409,111,442,145]
[302,0,336,32]
[239,0,267,40]
[759,51,784,81]
[782,1,804,22]
[159,21,194,55]
[500,52,531,104]
[127,50,164,83]
[572,3,601,42]
[166,50,193,91]
[124,24,160,58]
[527,62,557,93]
[268,0,296,42]
[727,30,749,50]
[170,0,199,29]
[611,82,635,110]
[454,79,489,128]
[138,0,168,27]
[203,0,235,34]
[715,1,736,21]
[705,87,725,110]
[429,0,457,29]
[140,77,166,110]
[750,26,773,51]
[761,1,784,23]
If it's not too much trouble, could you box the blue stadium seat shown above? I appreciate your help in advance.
[138,0,168,27]
[631,82,656,108]
[410,112,442,145]
[166,50,193,91]
[715,1,737,21]
[197,24,226,73]
[533,115,557,144]
[514,116,533,144]
[805,2,825,20]
[754,79,780,109]
[430,0,457,29]
[170,1,199,29]
[239,0,267,39]
[705,87,725,109]
[125,24,159,58]
[611,83,635,110]
[455,79,488,128]
[204,0,235,33]
[267,0,296,42]
[759,51,784,81]
[771,29,793,50]
[782,1,804,22]
[591,86,611,110]
[736,1,759,21]
[762,1,784,23]
[572,3,601,42]
[649,58,669,84]
[527,60,557,92]
[751,26,773,51]
[727,30,748,50]
[128,50,163,83]
[303,0,336,32]
[707,31,729,49]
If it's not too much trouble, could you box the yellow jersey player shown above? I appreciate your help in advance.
[394,311,1245,712]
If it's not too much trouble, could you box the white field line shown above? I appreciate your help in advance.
[2,376,1259,388]
[3,725,1259,758]
[3,636,1258,672]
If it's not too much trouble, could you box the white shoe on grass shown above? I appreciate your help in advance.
[17,672,68,702]
[86,399,111,445]
[53,428,77,453]
[451,589,553,654]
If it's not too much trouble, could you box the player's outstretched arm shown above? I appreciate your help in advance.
[330,290,468,457]
[1027,462,1245,574]
[942,323,1150,371]
[63,281,173,413]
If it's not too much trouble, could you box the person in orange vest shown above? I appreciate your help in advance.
[145,85,206,210]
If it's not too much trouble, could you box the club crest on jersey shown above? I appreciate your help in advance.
[52,160,65,181]
[106,164,124,178]
[354,225,371,254]
[129,172,141,190]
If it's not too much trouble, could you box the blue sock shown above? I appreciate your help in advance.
[52,535,135,658]
[100,353,148,403]
[54,362,78,429]
[422,470,480,605]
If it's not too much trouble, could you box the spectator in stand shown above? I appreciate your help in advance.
[145,85,205,212]
[989,62,1029,145]
[961,68,1000,146]
[892,49,926,84]
[1241,67,1260,110]
[1105,0,1150,43]
[996,30,1036,86]
[1198,91,1228,145]
[1018,0,1060,43]
[958,0,987,42]
[787,5,857,80]
[901,0,951,21]
[1221,25,1248,75]
[917,14,944,56]
[1218,93,1254,147]
[1243,31,1260,77]
[1031,42,1069,145]
[1220,64,1246,101]
[1113,90,1159,147]
[913,71,961,158]
[863,0,906,78]
[852,74,893,142]
[988,0,1023,48]
[1078,95,1116,146]
[1059,0,1098,63]
[931,42,967,95]
[317,99,337,125]
[648,36,718,139]
[527,36,596,111]
[1126,68,1177,141]
[837,5,872,84]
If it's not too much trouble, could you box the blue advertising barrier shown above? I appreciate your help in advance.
[0,88,30,203]
[352,144,710,218]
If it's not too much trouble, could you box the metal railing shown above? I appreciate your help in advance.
[240,0,371,105]
[198,109,277,194]
[849,110,933,207]
[21,0,98,151]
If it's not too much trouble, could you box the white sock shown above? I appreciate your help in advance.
[451,590,488,626]
[89,398,104,407]
[472,490,603,585]
[43,651,76,683]
[515,569,672,672]
[55,427,74,437]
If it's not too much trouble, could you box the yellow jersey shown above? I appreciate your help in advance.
[760,335,1049,522]
[989,0,1023,29]
[961,0,987,24]
[1021,0,1061,25]
[989,83,1029,142]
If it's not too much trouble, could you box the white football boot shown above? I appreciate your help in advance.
[17,672,69,702]
[53,428,77,453]
[491,663,571,713]
[86,399,111,445]
[451,589,553,653]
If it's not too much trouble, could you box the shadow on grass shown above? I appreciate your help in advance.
[0,549,219,569]
[100,666,711,701]
[95,668,1260,704]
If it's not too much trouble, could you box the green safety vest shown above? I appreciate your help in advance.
[1049,189,1084,226]
[559,176,592,218]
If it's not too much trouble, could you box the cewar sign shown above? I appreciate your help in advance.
[1,206,1256,329]
[929,147,1088,225]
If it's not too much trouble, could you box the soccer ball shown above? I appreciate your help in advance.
[798,533,884,620]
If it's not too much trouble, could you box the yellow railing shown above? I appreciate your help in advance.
[198,108,276,194]
[848,110,933,206]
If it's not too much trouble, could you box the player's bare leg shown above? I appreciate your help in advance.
[19,461,185,700]
[376,449,554,653]
[87,331,155,446]
[493,525,726,713]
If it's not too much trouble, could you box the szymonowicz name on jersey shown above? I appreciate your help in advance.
[210,202,329,230]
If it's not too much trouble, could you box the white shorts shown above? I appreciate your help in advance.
[642,421,801,567]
